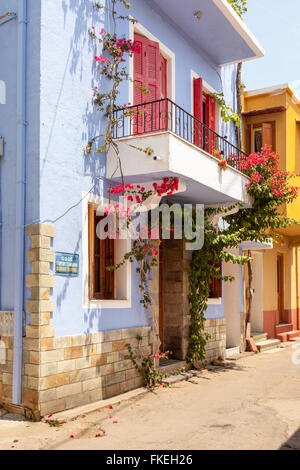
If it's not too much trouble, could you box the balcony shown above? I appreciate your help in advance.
[108,98,251,205]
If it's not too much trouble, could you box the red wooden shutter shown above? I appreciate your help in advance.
[193,78,203,147]
[133,34,148,134]
[134,34,147,106]
[207,96,215,131]
[145,38,161,132]
[160,54,167,130]
[207,96,216,154]
[160,55,167,99]
[134,34,161,133]
[262,122,273,149]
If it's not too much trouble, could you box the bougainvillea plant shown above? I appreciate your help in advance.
[187,146,298,367]
[105,177,179,310]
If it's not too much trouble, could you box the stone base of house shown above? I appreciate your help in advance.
[0,224,154,420]
[0,326,151,419]
[204,318,226,363]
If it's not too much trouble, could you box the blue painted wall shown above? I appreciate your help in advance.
[1,0,239,334]
[0,0,41,310]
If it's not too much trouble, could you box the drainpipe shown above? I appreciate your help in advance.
[12,0,27,405]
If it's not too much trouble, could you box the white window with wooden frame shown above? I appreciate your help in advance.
[82,194,131,309]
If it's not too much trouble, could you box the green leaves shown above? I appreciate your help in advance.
[227,0,247,18]
[210,92,241,127]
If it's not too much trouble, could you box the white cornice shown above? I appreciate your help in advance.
[213,0,265,65]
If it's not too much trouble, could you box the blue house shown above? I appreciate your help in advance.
[0,0,263,418]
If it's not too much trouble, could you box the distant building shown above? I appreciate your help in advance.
[243,84,300,344]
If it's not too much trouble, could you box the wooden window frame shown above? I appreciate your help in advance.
[208,262,223,299]
[249,121,276,153]
[88,204,116,300]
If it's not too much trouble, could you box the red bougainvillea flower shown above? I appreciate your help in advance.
[242,145,298,204]
[107,405,113,410]
[69,435,75,439]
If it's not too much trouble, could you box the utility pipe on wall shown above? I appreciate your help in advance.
[13,0,27,405]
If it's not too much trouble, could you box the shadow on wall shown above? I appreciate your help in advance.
[280,427,300,450]
[62,0,112,191]
[42,0,108,192]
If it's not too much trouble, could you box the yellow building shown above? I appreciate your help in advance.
[243,84,300,341]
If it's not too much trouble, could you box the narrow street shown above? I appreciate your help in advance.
[1,346,300,450]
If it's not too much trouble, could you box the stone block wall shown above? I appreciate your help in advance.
[32,326,150,417]
[162,239,190,360]
[0,313,14,410]
[203,318,226,363]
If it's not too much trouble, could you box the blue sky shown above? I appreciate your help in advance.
[243,0,300,95]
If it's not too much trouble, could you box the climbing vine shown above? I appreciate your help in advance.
[86,2,297,371]
[210,92,241,128]
[186,146,298,367]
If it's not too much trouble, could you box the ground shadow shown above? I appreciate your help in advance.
[280,427,300,450]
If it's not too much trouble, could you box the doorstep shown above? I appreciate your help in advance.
[158,359,190,375]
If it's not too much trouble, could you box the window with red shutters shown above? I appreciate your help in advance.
[133,33,163,133]
[193,79,216,154]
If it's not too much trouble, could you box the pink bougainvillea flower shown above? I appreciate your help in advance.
[113,421,118,424]
[109,415,113,419]
[107,405,113,410]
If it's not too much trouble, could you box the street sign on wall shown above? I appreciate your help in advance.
[55,252,79,276]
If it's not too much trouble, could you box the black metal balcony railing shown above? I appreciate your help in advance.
[113,98,247,173]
